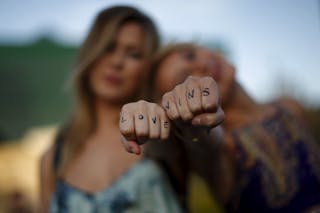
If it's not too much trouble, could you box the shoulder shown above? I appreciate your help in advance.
[277,97,306,121]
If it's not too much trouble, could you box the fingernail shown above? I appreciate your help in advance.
[192,117,201,125]
[133,147,140,155]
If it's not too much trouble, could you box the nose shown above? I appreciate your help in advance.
[196,56,211,75]
[109,51,124,70]
[196,49,220,76]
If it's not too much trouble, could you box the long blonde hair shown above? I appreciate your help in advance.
[55,6,160,175]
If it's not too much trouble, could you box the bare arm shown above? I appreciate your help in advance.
[39,145,55,213]
[158,75,235,204]
[181,126,236,204]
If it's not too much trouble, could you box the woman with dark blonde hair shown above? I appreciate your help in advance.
[40,6,186,213]
[121,43,320,213]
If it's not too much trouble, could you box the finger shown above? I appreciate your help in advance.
[185,76,202,115]
[148,104,161,139]
[199,77,219,112]
[134,101,149,144]
[191,107,224,128]
[121,136,141,155]
[158,107,170,140]
[119,107,136,141]
[162,92,179,120]
[174,84,193,121]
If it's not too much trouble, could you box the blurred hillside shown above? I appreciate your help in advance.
[0,38,76,140]
[1,38,319,142]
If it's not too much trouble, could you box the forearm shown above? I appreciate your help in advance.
[176,126,234,204]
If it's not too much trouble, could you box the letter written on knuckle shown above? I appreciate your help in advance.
[138,114,144,120]
[120,116,127,123]
[178,98,182,106]
[164,121,169,128]
[202,88,210,96]
[187,89,195,99]
[152,116,157,124]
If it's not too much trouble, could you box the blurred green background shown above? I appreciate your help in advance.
[0,38,74,141]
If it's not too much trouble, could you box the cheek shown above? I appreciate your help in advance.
[219,66,235,103]
[88,69,100,94]
[154,70,172,95]
[124,61,149,89]
[126,60,149,82]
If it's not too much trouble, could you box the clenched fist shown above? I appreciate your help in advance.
[162,76,223,128]
[119,101,170,155]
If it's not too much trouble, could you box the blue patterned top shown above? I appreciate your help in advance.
[227,105,320,213]
[49,159,183,213]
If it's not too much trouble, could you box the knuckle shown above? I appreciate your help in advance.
[136,130,148,138]
[162,93,172,103]
[204,76,217,87]
[121,103,131,112]
[203,105,218,113]
[166,111,178,120]
[189,104,202,113]
[162,92,171,99]
[137,100,148,106]
[160,133,169,140]
[186,76,197,83]
[174,84,182,91]
[203,101,218,111]
[150,102,158,110]
[120,127,134,137]
[180,110,193,121]
[202,76,214,82]
[149,131,160,139]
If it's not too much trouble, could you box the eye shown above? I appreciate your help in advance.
[104,42,116,54]
[181,50,196,61]
[128,51,143,59]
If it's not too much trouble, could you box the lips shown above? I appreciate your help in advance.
[104,74,124,86]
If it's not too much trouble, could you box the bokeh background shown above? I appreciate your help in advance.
[0,0,319,212]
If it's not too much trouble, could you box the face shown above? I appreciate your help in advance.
[154,46,235,105]
[89,22,150,104]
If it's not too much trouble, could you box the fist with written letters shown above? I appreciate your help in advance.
[119,76,224,154]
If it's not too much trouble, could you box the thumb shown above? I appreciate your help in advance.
[191,108,224,128]
[121,136,142,155]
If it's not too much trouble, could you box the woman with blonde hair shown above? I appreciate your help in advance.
[40,6,186,213]
[120,43,320,213]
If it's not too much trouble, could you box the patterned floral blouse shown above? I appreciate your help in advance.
[49,159,183,213]
[227,104,320,213]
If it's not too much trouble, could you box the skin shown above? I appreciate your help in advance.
[120,45,306,204]
[40,22,151,212]
[119,76,224,155]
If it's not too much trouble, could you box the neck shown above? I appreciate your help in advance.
[94,98,122,134]
[223,82,259,129]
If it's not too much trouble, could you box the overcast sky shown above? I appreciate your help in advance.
[1,0,320,106]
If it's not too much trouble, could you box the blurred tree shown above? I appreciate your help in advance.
[0,37,76,140]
